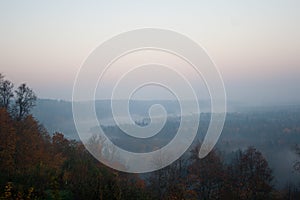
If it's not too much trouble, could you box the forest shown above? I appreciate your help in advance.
[1,74,300,200]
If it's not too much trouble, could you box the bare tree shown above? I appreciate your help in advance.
[294,144,300,172]
[14,83,37,121]
[0,73,14,109]
[188,143,225,200]
[226,147,273,200]
[148,150,190,199]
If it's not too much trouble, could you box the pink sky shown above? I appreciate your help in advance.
[0,0,299,104]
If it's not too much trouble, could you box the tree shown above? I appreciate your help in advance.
[294,144,300,172]
[188,143,225,200]
[225,147,273,200]
[13,83,37,121]
[148,156,190,200]
[0,74,14,109]
[14,115,47,172]
[0,108,16,178]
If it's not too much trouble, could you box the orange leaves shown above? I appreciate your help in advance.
[0,108,16,174]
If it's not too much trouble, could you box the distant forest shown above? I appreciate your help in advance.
[1,74,300,199]
[33,98,300,189]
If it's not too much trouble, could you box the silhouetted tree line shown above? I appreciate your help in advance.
[0,73,36,121]
[1,74,300,199]
[0,74,150,200]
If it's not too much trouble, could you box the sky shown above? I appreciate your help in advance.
[0,0,299,105]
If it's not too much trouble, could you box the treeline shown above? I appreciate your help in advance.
[1,74,300,199]
[0,74,151,199]
[0,107,150,200]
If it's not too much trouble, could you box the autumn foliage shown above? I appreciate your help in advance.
[1,74,299,199]
[0,107,150,200]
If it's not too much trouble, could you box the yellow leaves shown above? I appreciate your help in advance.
[26,187,34,200]
[1,182,34,200]
[3,182,12,199]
